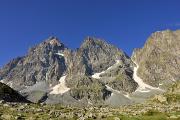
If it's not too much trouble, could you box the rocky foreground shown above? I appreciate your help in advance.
[0,81,179,120]
[0,101,179,120]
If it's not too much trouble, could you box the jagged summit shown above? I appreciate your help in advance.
[45,36,62,46]
[0,36,137,105]
[80,36,111,49]
[27,36,67,56]
[42,36,66,49]
[1,30,179,106]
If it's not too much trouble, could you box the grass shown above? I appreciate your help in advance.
[0,103,179,120]
[165,93,180,103]
[1,76,179,120]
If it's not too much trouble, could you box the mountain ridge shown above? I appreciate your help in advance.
[0,29,179,106]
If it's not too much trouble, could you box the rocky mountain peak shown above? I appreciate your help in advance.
[2,30,179,106]
[0,36,69,93]
[45,36,62,46]
[42,36,66,50]
[80,36,108,49]
[28,36,66,56]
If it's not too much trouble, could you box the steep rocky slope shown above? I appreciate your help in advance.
[0,29,179,106]
[65,37,137,105]
[0,36,137,105]
[0,37,70,103]
[0,37,67,89]
[132,30,180,88]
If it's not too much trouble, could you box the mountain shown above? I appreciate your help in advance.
[65,37,137,106]
[0,36,137,105]
[0,29,179,106]
[0,82,30,103]
[0,36,69,103]
[132,30,180,88]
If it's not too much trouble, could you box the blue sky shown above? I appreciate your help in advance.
[0,0,180,68]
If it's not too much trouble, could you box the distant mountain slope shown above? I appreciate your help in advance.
[132,30,180,88]
[0,29,179,106]
[0,36,137,105]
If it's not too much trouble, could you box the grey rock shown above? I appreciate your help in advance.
[132,30,180,87]
[0,36,158,106]
[24,91,47,103]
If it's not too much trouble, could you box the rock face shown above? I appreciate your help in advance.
[0,37,69,103]
[0,36,137,105]
[1,29,179,106]
[66,37,137,104]
[132,30,180,88]
[0,82,29,103]
[0,37,67,89]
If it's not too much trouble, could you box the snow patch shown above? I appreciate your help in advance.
[159,83,163,86]
[0,79,5,83]
[50,76,70,95]
[105,85,131,99]
[111,93,114,97]
[92,71,105,79]
[55,53,64,56]
[7,81,13,88]
[124,94,131,99]
[88,100,93,105]
[92,60,120,79]
[105,85,120,93]
[0,80,13,88]
[107,60,120,70]
[172,78,176,82]
[132,60,163,92]
[45,73,48,81]
[92,60,132,99]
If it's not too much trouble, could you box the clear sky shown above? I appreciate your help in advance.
[0,0,180,68]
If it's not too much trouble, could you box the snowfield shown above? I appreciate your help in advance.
[91,60,131,99]
[91,58,163,98]
[50,75,70,95]
[132,60,162,92]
